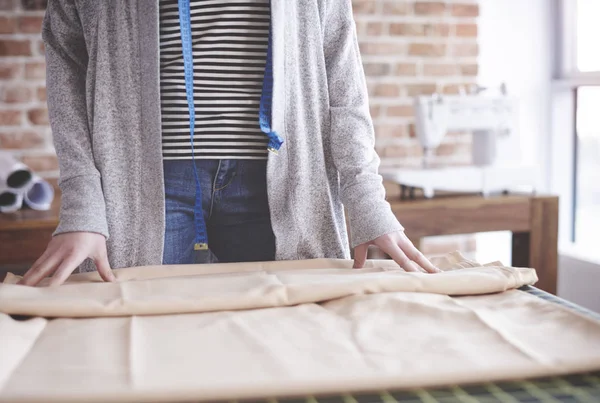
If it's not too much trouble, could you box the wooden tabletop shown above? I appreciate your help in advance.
[388,192,545,240]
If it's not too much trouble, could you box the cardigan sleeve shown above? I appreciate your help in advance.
[322,0,404,247]
[43,0,109,238]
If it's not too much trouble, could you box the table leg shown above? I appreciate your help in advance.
[512,197,559,294]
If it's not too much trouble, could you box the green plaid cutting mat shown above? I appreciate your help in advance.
[215,287,600,403]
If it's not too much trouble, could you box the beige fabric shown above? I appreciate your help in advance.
[1,254,600,403]
[0,253,536,317]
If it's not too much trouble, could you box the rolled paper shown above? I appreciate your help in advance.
[0,188,23,214]
[23,175,55,211]
[0,152,33,191]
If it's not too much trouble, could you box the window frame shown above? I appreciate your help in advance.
[551,0,600,256]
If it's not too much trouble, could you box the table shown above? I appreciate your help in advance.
[388,193,559,294]
[0,188,560,294]
[0,180,59,276]
[209,287,600,403]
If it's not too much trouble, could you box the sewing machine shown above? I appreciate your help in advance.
[380,85,537,199]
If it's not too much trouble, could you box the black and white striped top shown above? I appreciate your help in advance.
[159,0,270,160]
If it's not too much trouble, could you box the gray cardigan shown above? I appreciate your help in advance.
[43,0,403,270]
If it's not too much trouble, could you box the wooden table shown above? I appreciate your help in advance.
[389,193,559,294]
[1,188,559,294]
[0,182,60,277]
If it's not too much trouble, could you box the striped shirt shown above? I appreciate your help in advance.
[159,0,270,160]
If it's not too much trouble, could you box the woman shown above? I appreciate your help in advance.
[20,0,438,287]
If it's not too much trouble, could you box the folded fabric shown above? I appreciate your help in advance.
[1,286,600,402]
[2,253,599,403]
[0,253,537,318]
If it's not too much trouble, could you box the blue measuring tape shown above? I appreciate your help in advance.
[178,0,208,251]
[259,21,284,153]
[177,0,282,251]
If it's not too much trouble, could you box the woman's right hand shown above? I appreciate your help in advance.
[18,232,116,287]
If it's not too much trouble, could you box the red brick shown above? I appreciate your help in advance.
[460,64,479,76]
[0,39,32,56]
[396,63,417,76]
[442,83,476,94]
[367,22,384,36]
[0,62,21,79]
[451,43,479,57]
[2,86,33,103]
[0,0,17,10]
[406,83,437,96]
[0,110,23,126]
[373,83,400,97]
[455,23,478,37]
[377,124,408,139]
[408,43,446,57]
[18,16,44,33]
[383,144,423,158]
[423,63,460,76]
[382,1,409,15]
[360,42,406,56]
[37,40,44,55]
[36,86,46,101]
[390,23,449,37]
[21,154,59,173]
[387,105,414,117]
[0,16,17,34]
[27,107,49,125]
[21,0,47,10]
[25,62,46,79]
[352,0,377,14]
[414,2,446,15]
[408,123,416,138]
[0,130,45,149]
[451,4,479,17]
[355,21,367,37]
[370,105,382,118]
[364,62,391,76]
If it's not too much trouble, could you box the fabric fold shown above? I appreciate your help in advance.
[1,254,600,403]
[0,254,538,318]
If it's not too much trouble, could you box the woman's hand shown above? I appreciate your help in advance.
[353,231,440,273]
[19,232,116,287]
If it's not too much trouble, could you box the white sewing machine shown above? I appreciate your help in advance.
[380,85,537,199]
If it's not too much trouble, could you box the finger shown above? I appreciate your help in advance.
[380,242,421,272]
[353,243,369,269]
[27,246,53,274]
[19,250,63,286]
[47,253,86,287]
[94,252,116,283]
[404,248,441,274]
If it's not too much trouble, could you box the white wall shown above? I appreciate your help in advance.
[478,0,553,189]
[475,0,553,266]
[477,0,600,313]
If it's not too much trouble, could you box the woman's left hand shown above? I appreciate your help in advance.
[353,231,441,273]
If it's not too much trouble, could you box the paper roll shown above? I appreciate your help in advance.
[0,188,23,213]
[0,152,33,190]
[23,175,55,211]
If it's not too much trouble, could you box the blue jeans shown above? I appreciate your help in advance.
[162,159,275,265]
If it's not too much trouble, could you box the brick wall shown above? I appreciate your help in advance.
[354,0,479,171]
[0,0,479,255]
[0,0,54,176]
[354,0,479,256]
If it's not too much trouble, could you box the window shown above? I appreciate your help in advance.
[553,0,600,258]
[575,1,600,72]
[574,87,600,249]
